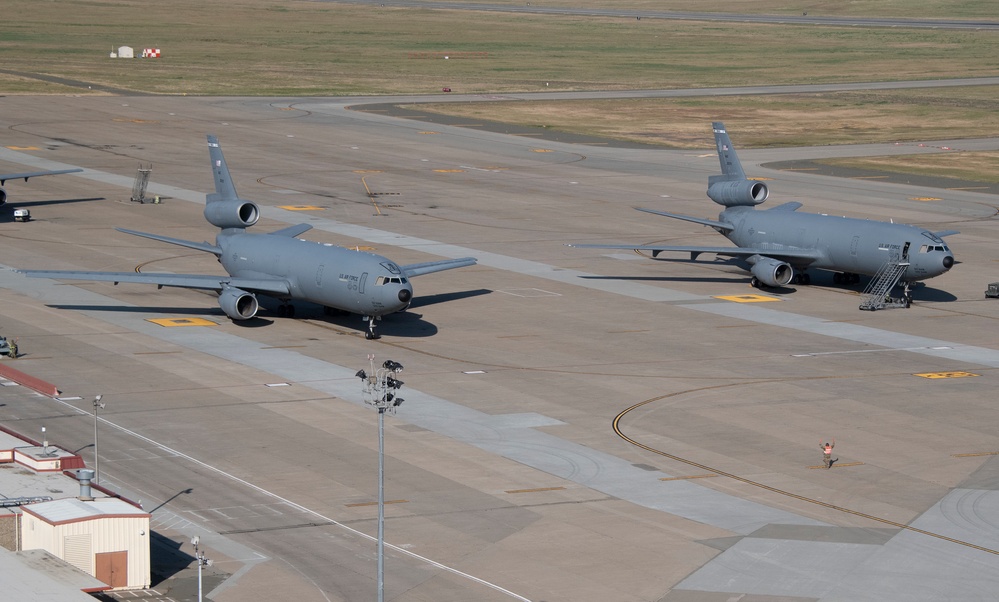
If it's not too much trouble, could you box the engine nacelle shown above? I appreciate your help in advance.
[218,287,259,320]
[204,197,259,229]
[0,187,7,206]
[750,257,793,287]
[707,179,769,207]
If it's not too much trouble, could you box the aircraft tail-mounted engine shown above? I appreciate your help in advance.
[707,176,769,207]
[0,187,7,206]
[749,256,793,287]
[204,194,259,229]
[218,286,259,320]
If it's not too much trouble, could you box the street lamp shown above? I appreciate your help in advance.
[357,355,405,602]
[92,395,104,484]
[191,536,212,602]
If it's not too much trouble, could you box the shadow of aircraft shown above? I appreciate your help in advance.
[408,288,492,309]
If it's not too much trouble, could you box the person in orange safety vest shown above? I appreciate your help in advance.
[820,439,836,468]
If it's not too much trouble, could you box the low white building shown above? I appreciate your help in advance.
[117,46,134,59]
[20,497,150,590]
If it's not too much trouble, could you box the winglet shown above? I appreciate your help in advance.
[207,135,238,202]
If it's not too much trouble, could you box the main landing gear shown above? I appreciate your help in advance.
[833,272,860,285]
[276,303,296,318]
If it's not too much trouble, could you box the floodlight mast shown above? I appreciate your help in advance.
[192,536,211,602]
[358,355,404,602]
[92,395,104,484]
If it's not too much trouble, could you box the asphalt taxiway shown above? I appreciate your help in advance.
[2,94,999,601]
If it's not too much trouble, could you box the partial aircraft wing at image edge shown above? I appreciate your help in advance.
[0,168,84,205]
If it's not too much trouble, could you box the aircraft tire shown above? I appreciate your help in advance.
[751,277,761,288]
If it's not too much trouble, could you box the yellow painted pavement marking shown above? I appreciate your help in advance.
[914,371,980,379]
[953,451,999,458]
[531,148,553,152]
[6,146,40,151]
[278,205,325,211]
[433,169,465,173]
[910,196,942,201]
[146,318,218,327]
[714,294,782,303]
[808,462,864,469]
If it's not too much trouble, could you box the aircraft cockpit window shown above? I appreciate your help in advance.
[920,245,929,253]
[375,276,386,286]
[380,262,402,275]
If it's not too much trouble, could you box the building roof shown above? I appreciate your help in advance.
[23,497,149,525]
[0,549,103,601]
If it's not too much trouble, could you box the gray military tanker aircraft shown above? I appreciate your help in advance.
[21,135,476,339]
[570,122,956,302]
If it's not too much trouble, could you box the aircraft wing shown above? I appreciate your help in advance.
[567,243,822,264]
[932,230,960,238]
[634,207,734,232]
[19,270,292,296]
[401,257,477,278]
[116,228,222,256]
[0,168,83,185]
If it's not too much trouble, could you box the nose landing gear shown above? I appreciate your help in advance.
[364,315,382,340]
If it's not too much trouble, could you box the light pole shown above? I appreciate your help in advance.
[191,536,211,602]
[357,355,404,602]
[92,395,104,484]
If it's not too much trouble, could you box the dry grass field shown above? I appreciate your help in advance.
[4,0,999,179]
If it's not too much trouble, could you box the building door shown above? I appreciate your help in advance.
[96,550,128,588]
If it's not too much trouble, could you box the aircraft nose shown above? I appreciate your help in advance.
[943,255,954,270]
[398,287,413,303]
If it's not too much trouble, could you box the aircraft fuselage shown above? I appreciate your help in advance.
[720,207,955,282]
[219,231,413,316]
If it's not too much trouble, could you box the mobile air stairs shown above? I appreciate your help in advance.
[859,251,910,311]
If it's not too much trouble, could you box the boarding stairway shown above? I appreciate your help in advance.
[130,163,152,203]
[859,252,910,311]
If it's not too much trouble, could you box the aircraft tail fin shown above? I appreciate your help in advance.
[705,122,768,207]
[207,135,238,203]
[711,121,747,182]
[202,135,259,229]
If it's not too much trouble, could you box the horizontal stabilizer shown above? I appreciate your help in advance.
[634,207,734,232]
[19,270,291,296]
[268,224,314,238]
[768,201,803,212]
[401,257,477,278]
[116,228,222,256]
